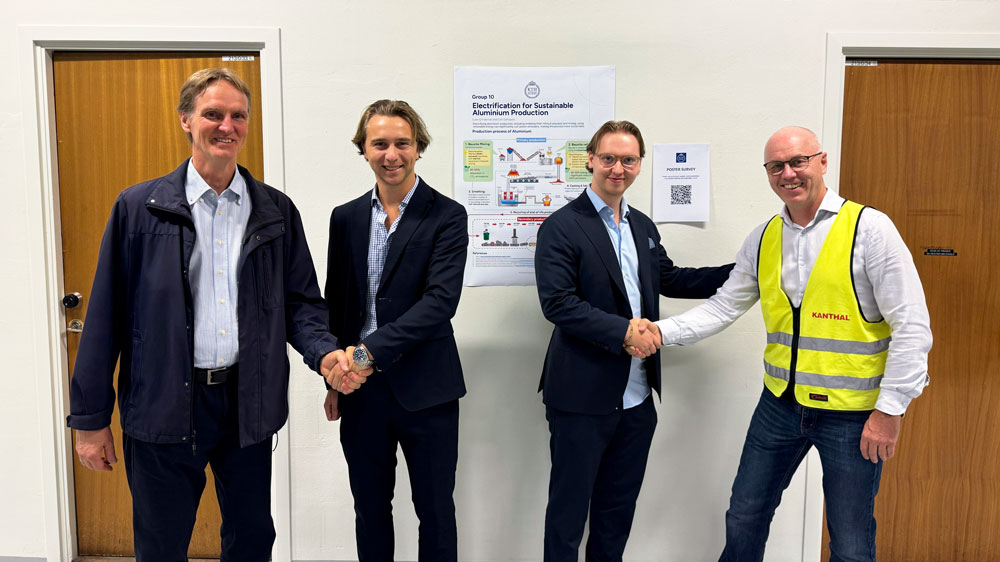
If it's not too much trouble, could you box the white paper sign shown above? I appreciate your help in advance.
[652,143,711,222]
[454,66,615,286]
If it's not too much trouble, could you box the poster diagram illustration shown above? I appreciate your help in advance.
[455,66,615,286]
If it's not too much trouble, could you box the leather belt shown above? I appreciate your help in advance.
[193,364,238,385]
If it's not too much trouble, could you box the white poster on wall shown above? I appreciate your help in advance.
[454,66,615,286]
[652,143,711,223]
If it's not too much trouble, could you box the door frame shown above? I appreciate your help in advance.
[17,25,293,562]
[803,31,1000,562]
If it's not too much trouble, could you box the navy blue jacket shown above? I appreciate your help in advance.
[67,161,337,446]
[325,180,468,411]
[535,191,734,415]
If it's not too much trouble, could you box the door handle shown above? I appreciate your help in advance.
[67,319,84,333]
[63,292,83,309]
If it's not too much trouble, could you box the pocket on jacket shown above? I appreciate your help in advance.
[126,329,144,411]
[256,245,283,309]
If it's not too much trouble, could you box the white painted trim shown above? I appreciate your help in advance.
[17,25,291,562]
[808,31,1000,562]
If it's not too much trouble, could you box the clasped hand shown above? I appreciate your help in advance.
[624,318,661,359]
[320,346,373,394]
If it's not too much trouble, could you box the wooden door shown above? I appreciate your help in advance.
[828,58,1000,560]
[55,51,264,558]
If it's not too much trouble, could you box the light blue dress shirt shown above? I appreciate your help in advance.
[585,187,651,409]
[185,161,252,369]
[360,176,420,341]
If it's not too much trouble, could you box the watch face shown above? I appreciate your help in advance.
[353,347,369,366]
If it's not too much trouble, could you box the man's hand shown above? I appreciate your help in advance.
[75,426,117,472]
[860,409,902,463]
[323,389,340,421]
[320,349,372,394]
[625,318,662,359]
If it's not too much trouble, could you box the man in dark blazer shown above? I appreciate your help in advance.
[324,99,469,562]
[535,120,734,562]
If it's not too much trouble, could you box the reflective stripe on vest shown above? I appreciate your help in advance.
[758,200,892,411]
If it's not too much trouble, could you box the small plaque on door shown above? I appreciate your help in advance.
[222,55,255,62]
[923,247,957,257]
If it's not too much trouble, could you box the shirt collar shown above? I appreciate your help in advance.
[779,187,843,228]
[585,185,629,222]
[185,160,247,205]
[371,175,420,211]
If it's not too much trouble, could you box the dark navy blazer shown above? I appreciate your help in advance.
[325,179,468,411]
[535,191,734,415]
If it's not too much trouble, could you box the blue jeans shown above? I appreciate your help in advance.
[719,389,882,562]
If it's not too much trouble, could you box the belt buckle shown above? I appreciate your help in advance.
[204,367,227,385]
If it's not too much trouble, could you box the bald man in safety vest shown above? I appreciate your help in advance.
[651,126,931,561]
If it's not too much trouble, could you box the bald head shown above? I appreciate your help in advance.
[762,126,828,227]
[764,126,822,161]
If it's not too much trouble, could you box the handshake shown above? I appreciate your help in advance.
[623,318,661,359]
[320,345,374,394]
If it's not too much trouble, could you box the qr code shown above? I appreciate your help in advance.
[671,184,692,205]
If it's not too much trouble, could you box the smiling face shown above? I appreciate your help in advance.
[362,115,419,192]
[764,127,828,226]
[588,132,642,208]
[179,80,248,170]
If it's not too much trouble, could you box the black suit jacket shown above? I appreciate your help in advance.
[326,179,468,411]
[535,191,734,415]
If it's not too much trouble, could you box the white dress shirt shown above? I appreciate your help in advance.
[657,189,931,415]
[584,187,651,409]
[185,162,251,369]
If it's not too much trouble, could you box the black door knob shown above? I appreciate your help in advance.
[63,292,82,309]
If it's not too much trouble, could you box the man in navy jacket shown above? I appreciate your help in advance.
[535,120,733,562]
[67,68,366,561]
[324,99,468,561]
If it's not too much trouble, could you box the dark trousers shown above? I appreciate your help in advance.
[339,373,460,562]
[123,380,275,562]
[544,396,657,562]
[719,389,882,562]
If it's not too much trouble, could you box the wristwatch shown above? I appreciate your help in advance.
[353,345,375,369]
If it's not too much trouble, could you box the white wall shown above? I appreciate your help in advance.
[3,1,1000,560]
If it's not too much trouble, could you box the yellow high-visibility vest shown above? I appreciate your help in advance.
[758,200,891,411]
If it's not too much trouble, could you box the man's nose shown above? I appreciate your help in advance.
[219,115,234,132]
[780,163,797,178]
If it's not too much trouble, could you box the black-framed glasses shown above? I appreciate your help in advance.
[763,152,823,175]
[596,154,641,169]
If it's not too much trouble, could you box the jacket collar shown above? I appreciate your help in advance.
[146,159,281,230]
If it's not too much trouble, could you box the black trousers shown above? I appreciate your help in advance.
[339,373,460,562]
[543,396,657,562]
[123,380,274,562]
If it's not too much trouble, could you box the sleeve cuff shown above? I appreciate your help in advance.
[66,410,113,431]
[874,388,912,416]
[656,318,682,346]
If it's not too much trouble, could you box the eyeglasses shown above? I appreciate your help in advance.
[763,152,823,175]
[596,154,641,169]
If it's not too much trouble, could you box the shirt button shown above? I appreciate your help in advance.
[217,240,223,245]
[219,299,225,304]
[218,269,223,275]
[218,210,223,215]
[220,329,227,335]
